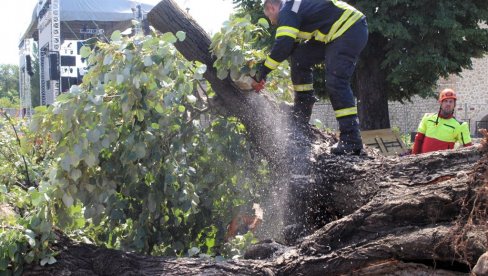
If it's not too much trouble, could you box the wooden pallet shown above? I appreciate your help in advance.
[361,128,409,156]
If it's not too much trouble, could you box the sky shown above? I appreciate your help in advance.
[0,0,234,65]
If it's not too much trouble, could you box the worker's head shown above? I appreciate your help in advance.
[263,0,282,26]
[438,88,456,115]
[438,88,457,103]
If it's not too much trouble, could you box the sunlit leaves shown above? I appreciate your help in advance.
[0,15,283,266]
[111,30,122,42]
[211,16,269,81]
[21,28,269,258]
[210,15,293,99]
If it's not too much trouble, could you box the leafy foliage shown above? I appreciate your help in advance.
[0,64,20,108]
[232,0,264,22]
[351,0,488,101]
[211,15,294,101]
[24,29,268,257]
[0,65,19,102]
[0,113,57,275]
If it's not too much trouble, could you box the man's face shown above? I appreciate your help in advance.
[264,2,280,26]
[441,98,456,114]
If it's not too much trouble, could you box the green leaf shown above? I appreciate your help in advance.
[217,69,228,80]
[144,56,153,67]
[40,256,56,266]
[62,193,74,207]
[111,30,122,42]
[30,190,43,207]
[258,18,269,28]
[176,31,186,41]
[40,220,51,233]
[48,256,57,265]
[60,155,72,171]
[85,152,97,167]
[161,32,177,43]
[178,105,186,113]
[155,104,164,114]
[87,128,101,142]
[116,74,125,85]
[80,46,92,58]
[186,95,197,104]
[70,169,82,181]
[103,54,113,65]
[25,229,36,247]
[134,142,146,159]
[194,63,207,79]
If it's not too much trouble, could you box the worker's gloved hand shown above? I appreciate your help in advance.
[252,79,266,93]
[251,62,267,92]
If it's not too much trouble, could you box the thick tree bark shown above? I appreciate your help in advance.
[24,142,488,275]
[23,1,488,275]
[354,35,391,131]
[25,143,488,275]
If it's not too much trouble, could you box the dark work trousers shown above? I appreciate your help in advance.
[289,18,369,117]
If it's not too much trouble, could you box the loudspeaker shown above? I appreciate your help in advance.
[25,55,34,76]
[49,53,60,80]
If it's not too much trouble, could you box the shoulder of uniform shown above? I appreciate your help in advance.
[284,0,301,13]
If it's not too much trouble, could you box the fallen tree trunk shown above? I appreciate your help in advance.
[25,142,488,275]
[24,0,488,274]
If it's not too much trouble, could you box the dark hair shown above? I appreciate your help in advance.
[264,0,282,7]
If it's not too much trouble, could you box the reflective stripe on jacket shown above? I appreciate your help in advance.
[264,0,364,72]
[415,113,472,154]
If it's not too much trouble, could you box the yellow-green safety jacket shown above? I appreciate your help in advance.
[412,113,472,154]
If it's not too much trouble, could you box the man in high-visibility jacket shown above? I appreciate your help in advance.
[252,0,368,155]
[412,88,473,154]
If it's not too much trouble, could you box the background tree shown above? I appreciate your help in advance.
[232,0,263,21]
[0,64,20,107]
[232,0,488,130]
[352,0,488,130]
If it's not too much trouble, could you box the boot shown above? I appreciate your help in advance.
[331,115,364,155]
[292,93,316,125]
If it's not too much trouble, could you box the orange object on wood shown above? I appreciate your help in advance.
[224,204,263,241]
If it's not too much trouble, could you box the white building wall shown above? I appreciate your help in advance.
[312,54,488,138]
[389,55,488,136]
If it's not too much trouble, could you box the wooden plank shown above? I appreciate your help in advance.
[375,137,388,154]
[361,128,409,156]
